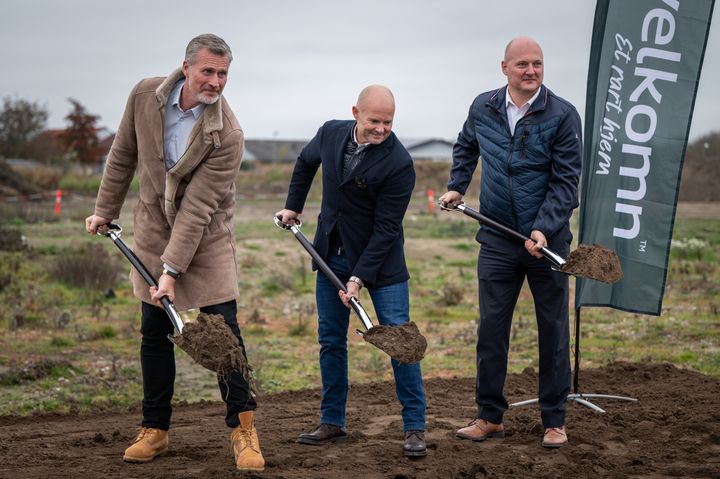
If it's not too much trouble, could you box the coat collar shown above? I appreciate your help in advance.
[333,122,353,184]
[487,84,548,114]
[156,68,224,144]
[336,123,394,186]
[157,69,226,225]
[351,136,392,181]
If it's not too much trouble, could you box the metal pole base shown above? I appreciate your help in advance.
[510,393,637,413]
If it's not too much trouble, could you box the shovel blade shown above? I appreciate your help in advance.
[362,322,427,364]
[561,243,624,283]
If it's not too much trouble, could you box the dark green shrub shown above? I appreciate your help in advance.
[0,224,25,251]
[51,243,123,290]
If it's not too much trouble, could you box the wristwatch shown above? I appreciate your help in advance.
[162,268,180,280]
[348,276,364,288]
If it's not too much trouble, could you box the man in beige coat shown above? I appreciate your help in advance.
[85,34,263,472]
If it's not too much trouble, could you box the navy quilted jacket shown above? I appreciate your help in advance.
[448,85,582,238]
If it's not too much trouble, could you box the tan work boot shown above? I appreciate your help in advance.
[231,411,265,471]
[123,427,169,463]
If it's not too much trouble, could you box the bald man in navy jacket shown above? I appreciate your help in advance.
[276,85,427,458]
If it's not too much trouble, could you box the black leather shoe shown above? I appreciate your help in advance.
[403,430,427,457]
[297,424,348,445]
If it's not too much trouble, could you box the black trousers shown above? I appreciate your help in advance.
[474,228,571,428]
[140,299,256,430]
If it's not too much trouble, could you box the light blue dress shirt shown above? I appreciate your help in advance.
[161,79,204,276]
[163,79,204,169]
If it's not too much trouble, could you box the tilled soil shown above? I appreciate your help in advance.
[1,361,719,479]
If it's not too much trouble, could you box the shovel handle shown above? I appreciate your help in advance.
[441,202,566,269]
[274,216,374,331]
[99,224,184,334]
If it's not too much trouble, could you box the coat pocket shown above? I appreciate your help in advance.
[134,198,169,229]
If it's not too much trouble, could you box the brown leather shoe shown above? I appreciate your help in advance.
[403,430,427,457]
[297,424,348,445]
[542,426,568,448]
[455,419,505,441]
[123,427,168,463]
[231,411,265,471]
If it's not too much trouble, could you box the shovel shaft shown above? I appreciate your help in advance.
[287,224,374,331]
[456,204,566,269]
[105,228,184,334]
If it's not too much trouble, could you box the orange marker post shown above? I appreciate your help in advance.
[427,188,435,215]
[55,189,62,217]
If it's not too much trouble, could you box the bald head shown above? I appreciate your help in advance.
[504,36,543,62]
[352,84,395,145]
[356,84,395,110]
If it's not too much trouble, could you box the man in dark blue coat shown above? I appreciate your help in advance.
[276,85,427,457]
[440,37,582,448]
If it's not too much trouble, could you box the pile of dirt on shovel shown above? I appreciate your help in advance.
[173,313,250,379]
[561,243,624,283]
[363,321,427,364]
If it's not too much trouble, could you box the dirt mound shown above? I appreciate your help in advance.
[1,361,718,478]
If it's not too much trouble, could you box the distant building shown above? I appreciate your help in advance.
[243,139,308,163]
[4,158,42,170]
[71,135,456,166]
[25,129,65,163]
[241,137,454,163]
[402,138,454,162]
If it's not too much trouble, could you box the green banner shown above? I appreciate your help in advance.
[577,0,715,315]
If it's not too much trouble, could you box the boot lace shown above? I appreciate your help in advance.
[132,427,153,444]
[232,426,258,452]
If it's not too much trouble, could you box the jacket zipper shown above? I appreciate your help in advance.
[508,111,535,232]
[497,106,520,232]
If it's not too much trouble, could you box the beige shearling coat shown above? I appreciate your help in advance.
[94,69,242,310]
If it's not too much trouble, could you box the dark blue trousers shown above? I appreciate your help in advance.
[474,228,571,428]
[140,299,255,430]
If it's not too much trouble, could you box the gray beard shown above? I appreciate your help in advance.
[196,92,221,105]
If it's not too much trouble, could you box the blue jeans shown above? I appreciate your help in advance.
[315,251,426,431]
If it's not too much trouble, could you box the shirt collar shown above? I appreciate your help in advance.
[505,85,541,110]
[352,122,371,148]
[170,79,205,119]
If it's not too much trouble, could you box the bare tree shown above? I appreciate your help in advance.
[0,96,48,158]
[62,98,102,172]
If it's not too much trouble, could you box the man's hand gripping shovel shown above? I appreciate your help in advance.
[274,216,427,364]
[439,201,623,283]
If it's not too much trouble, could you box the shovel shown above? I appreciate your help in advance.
[97,224,251,377]
[98,223,184,333]
[273,216,427,364]
[439,202,623,283]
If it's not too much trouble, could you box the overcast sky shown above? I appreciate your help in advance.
[2,0,718,142]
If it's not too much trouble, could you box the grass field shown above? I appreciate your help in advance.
[0,189,718,415]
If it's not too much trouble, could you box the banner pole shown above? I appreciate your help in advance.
[573,306,581,394]
[511,296,638,412]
